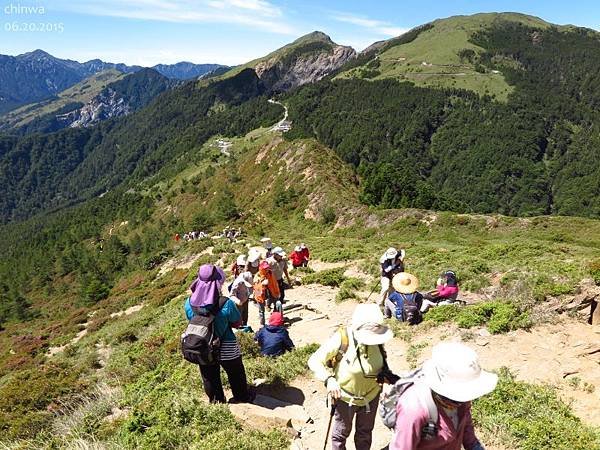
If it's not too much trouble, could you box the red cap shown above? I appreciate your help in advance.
[268,312,284,327]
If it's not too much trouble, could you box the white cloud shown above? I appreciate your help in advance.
[333,12,408,37]
[52,0,294,34]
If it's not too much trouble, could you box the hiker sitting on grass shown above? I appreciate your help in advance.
[254,312,295,357]
[185,264,253,404]
[308,304,394,450]
[385,272,423,325]
[229,271,253,327]
[379,247,406,307]
[389,342,497,450]
[289,245,307,269]
[421,270,460,313]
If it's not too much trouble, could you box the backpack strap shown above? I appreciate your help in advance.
[414,382,439,439]
[327,326,349,369]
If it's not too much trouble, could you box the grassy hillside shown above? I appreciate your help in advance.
[0,69,124,130]
[1,116,600,447]
[337,12,554,100]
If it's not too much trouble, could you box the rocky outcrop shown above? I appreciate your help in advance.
[254,43,356,92]
[57,88,131,128]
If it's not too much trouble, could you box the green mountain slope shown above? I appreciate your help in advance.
[337,12,556,100]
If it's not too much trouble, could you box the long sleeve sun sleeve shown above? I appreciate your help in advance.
[307,330,342,382]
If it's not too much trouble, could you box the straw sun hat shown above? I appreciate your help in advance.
[351,304,393,345]
[392,272,419,294]
[422,342,498,402]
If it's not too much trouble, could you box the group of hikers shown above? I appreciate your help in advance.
[180,240,498,449]
[175,226,244,243]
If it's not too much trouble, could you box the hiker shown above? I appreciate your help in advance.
[184,264,252,404]
[230,254,247,279]
[421,270,460,313]
[261,237,274,258]
[267,247,292,303]
[389,342,497,450]
[379,247,406,306]
[245,250,260,275]
[308,304,394,450]
[230,271,253,326]
[300,243,310,267]
[254,260,281,326]
[289,245,306,269]
[385,272,424,325]
[254,311,295,356]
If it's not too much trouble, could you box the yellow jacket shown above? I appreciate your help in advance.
[308,327,384,406]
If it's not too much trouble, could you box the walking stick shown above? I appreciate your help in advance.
[365,279,381,303]
[323,396,337,450]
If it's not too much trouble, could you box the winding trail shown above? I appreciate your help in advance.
[268,98,290,131]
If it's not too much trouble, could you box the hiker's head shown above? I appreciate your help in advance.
[392,272,419,294]
[422,342,498,403]
[384,247,398,260]
[247,250,260,268]
[261,237,273,250]
[444,270,458,286]
[258,260,271,277]
[268,312,284,327]
[272,247,286,260]
[351,304,393,345]
[300,243,307,249]
[190,264,225,307]
[294,245,302,252]
[236,254,247,267]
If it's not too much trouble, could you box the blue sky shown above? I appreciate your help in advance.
[2,0,600,66]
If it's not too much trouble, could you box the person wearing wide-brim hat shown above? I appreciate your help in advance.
[260,237,274,257]
[308,304,394,450]
[379,247,406,307]
[390,342,497,450]
[385,272,424,324]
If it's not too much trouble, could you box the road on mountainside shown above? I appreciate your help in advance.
[268,98,290,131]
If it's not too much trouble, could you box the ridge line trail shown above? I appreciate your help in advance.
[245,265,600,450]
[267,98,289,130]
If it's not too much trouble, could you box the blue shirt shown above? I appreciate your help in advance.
[184,297,240,342]
[254,325,295,356]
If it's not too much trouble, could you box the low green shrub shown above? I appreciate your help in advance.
[302,268,347,287]
[473,368,600,450]
[424,301,531,334]
[335,277,366,302]
[588,259,600,285]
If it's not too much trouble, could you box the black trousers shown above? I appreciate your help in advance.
[199,356,250,403]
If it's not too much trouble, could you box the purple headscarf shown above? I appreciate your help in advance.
[189,264,226,307]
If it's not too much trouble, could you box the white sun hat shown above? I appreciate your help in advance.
[392,272,419,294]
[260,237,273,249]
[422,342,498,402]
[294,245,302,252]
[380,247,398,263]
[272,246,286,257]
[236,254,247,266]
[351,304,393,345]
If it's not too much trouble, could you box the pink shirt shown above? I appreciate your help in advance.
[436,285,459,299]
[390,385,480,450]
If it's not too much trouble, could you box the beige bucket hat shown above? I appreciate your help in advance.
[351,304,393,345]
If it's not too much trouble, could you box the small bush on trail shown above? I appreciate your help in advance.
[473,368,600,450]
[588,259,600,285]
[424,301,531,334]
[244,344,319,386]
[335,277,366,302]
[302,268,347,287]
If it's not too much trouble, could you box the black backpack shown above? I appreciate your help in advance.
[399,293,423,325]
[181,296,227,365]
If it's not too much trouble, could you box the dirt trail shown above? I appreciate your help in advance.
[245,281,600,450]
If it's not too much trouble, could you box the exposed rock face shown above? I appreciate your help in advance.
[58,88,131,128]
[255,44,356,92]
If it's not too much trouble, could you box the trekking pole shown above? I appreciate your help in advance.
[365,279,381,303]
[323,396,337,450]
